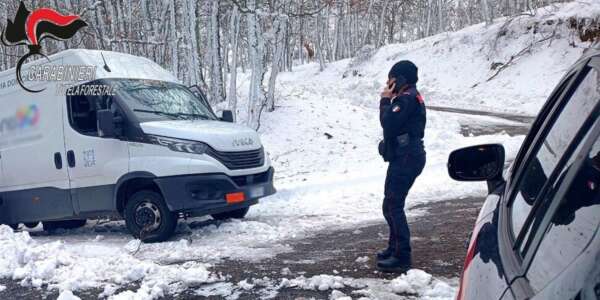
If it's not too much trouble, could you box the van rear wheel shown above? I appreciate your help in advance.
[124,190,177,243]
[211,207,250,220]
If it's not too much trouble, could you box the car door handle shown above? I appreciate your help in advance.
[67,150,76,168]
[54,152,63,169]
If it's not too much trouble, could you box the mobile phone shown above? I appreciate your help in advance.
[389,75,407,94]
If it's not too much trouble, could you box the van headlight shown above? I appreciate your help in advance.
[146,135,208,154]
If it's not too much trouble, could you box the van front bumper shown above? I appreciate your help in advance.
[154,167,276,214]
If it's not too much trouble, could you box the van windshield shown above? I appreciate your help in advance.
[111,79,217,122]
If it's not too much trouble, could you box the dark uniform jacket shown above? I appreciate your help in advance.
[379,85,426,162]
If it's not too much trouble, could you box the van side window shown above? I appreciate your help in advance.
[67,94,113,136]
[510,66,600,252]
[526,132,600,293]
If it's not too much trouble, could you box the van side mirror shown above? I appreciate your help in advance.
[97,109,116,138]
[448,144,505,182]
[221,110,234,123]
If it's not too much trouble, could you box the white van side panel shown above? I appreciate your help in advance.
[128,142,192,177]
[0,62,76,223]
[0,75,69,191]
[0,150,4,186]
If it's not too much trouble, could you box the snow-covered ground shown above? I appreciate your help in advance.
[1,1,599,299]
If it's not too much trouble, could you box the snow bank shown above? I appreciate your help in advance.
[0,225,220,298]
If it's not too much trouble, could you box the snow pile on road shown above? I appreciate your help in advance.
[199,270,456,299]
[0,225,221,299]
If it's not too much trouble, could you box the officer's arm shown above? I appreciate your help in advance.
[381,95,416,133]
[379,97,392,127]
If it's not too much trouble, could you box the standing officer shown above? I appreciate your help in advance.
[376,60,426,273]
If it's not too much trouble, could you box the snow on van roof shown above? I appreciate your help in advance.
[0,49,180,84]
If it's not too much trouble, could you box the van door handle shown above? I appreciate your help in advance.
[54,152,63,169]
[67,150,76,168]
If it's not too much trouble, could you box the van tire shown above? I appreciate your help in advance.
[211,207,250,220]
[24,222,40,229]
[43,220,87,231]
[124,190,177,243]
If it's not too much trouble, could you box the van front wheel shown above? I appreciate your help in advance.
[211,207,250,220]
[124,190,177,243]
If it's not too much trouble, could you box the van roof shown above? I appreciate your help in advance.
[0,49,179,83]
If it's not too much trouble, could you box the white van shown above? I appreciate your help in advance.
[0,49,275,242]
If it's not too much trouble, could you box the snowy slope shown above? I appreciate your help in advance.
[1,2,599,300]
[325,0,600,115]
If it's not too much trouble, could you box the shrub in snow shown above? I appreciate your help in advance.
[343,44,376,78]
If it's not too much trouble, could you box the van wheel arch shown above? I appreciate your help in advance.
[115,172,160,215]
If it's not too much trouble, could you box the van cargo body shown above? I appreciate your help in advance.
[0,49,276,242]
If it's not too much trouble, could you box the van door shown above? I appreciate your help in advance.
[63,87,129,214]
[0,74,73,224]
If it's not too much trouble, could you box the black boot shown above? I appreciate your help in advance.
[377,256,411,274]
[376,248,393,261]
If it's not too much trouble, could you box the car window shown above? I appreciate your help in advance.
[526,131,600,293]
[510,66,600,251]
[509,73,575,182]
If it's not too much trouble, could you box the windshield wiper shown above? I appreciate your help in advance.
[133,109,209,120]
[172,112,210,120]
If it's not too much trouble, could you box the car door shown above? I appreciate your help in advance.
[525,117,600,299]
[63,83,129,214]
[501,56,600,299]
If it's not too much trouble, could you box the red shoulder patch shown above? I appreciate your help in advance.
[416,94,425,104]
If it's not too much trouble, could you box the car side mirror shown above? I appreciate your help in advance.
[448,144,505,182]
[97,109,116,138]
[221,110,234,123]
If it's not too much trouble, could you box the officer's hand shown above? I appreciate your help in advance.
[381,79,396,98]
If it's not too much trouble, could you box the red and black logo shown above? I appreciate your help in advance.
[1,1,87,93]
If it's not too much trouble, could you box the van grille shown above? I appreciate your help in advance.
[231,170,271,187]
[206,147,265,170]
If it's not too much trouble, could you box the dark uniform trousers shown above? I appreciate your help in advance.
[382,149,426,264]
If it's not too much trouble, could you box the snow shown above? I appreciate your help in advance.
[327,0,599,116]
[1,2,599,299]
[57,290,81,300]
[356,256,370,263]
